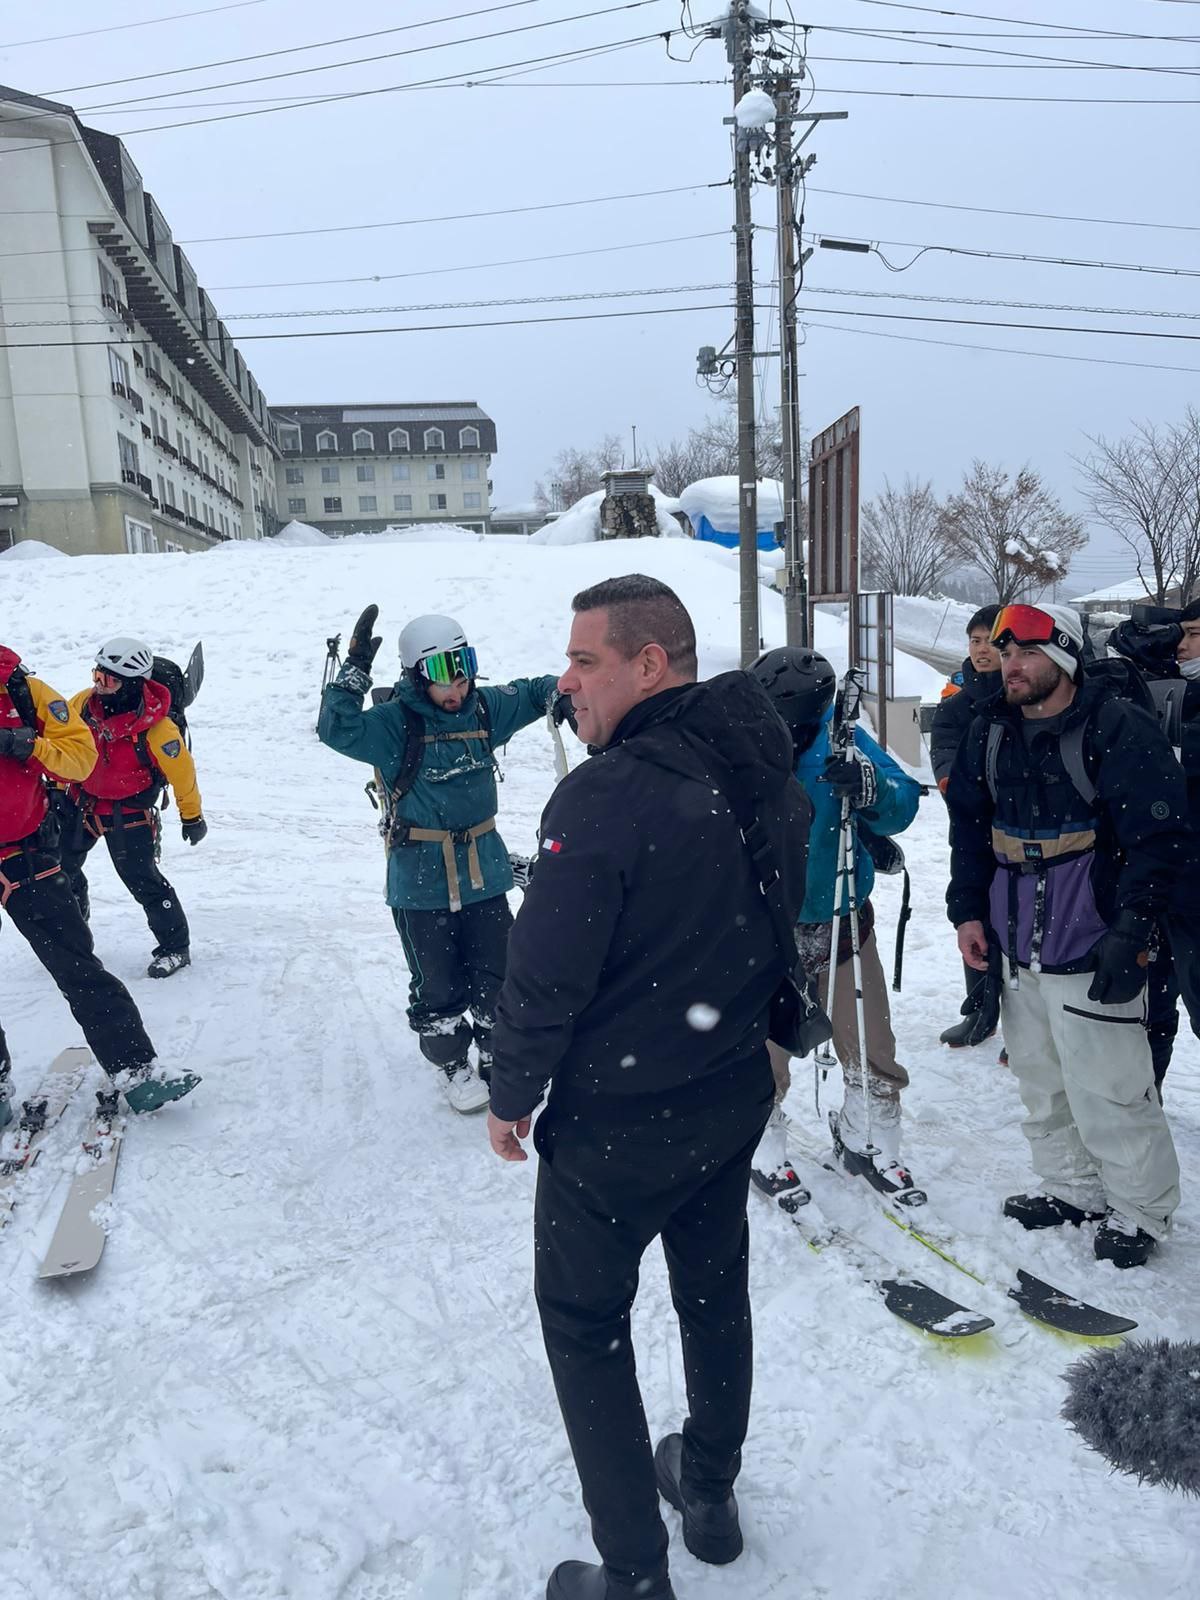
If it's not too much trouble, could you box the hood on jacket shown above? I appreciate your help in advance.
[85,677,170,737]
[959,655,1003,704]
[611,671,796,803]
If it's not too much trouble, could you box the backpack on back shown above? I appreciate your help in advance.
[150,642,203,747]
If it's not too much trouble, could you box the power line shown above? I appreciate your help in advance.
[795,302,1200,341]
[807,182,1200,234]
[807,25,1200,74]
[808,49,1200,73]
[812,231,1200,278]
[839,0,1200,37]
[806,81,1199,102]
[802,284,1200,321]
[0,0,268,50]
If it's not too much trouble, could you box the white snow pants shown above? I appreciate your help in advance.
[1001,967,1180,1239]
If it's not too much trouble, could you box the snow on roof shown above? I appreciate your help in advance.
[676,475,784,533]
[1069,574,1171,603]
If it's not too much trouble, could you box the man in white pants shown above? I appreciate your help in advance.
[945,602,1186,1268]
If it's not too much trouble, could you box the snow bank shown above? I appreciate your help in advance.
[0,538,69,561]
[272,518,331,547]
[343,521,485,545]
[677,475,784,533]
[530,486,685,547]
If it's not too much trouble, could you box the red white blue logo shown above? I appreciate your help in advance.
[541,837,564,854]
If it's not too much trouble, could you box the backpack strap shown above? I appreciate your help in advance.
[1059,718,1096,807]
[1148,678,1187,751]
[984,721,1004,803]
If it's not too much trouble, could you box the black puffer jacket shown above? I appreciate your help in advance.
[489,673,810,1121]
[929,656,1001,785]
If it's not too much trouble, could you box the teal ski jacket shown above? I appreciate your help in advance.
[319,671,559,911]
[794,706,921,923]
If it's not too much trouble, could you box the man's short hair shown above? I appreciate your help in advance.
[571,574,698,680]
[967,604,1002,637]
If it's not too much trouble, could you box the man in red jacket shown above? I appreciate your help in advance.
[0,646,196,1127]
[58,637,206,979]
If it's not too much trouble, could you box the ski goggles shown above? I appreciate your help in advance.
[418,644,478,685]
[990,605,1070,650]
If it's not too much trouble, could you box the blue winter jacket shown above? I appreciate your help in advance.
[318,672,558,911]
[794,707,921,922]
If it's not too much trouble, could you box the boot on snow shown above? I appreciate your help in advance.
[118,1062,202,1115]
[1003,1192,1104,1230]
[829,1099,926,1206]
[750,1106,810,1211]
[0,1058,12,1134]
[655,1432,743,1566]
[1094,1209,1158,1269]
[546,1563,675,1600]
[439,1058,490,1114]
[147,949,191,980]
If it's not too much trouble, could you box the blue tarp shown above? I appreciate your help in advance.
[692,513,778,552]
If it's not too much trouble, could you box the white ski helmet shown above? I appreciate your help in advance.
[95,636,154,679]
[398,614,475,681]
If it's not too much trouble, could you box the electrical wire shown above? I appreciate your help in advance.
[804,81,1199,102]
[810,231,1200,279]
[837,0,1200,37]
[0,0,269,50]
[806,182,1200,235]
[794,303,1200,340]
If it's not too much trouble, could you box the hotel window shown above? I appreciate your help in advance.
[463,492,482,510]
[288,498,307,514]
[429,493,447,511]
[316,430,337,452]
[324,496,343,513]
[394,494,412,511]
[321,465,340,484]
[460,426,480,449]
[424,427,444,450]
[388,428,409,449]
[352,429,374,450]
[427,463,446,481]
[356,464,375,482]
[285,467,304,484]
[358,495,378,513]
[462,461,480,481]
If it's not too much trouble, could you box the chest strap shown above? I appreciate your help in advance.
[398,817,496,912]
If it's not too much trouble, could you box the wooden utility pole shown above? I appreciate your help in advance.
[775,76,807,648]
[727,2,760,666]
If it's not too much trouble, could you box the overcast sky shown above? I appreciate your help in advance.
[4,0,1198,595]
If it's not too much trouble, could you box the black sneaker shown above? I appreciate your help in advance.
[654,1433,742,1566]
[1094,1210,1158,1269]
[1003,1192,1104,1230]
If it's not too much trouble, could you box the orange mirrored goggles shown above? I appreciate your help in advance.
[990,604,1059,649]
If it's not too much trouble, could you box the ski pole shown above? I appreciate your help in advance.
[840,792,876,1158]
[815,781,849,1114]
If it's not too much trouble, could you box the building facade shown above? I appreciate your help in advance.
[270,404,495,536]
[0,86,278,555]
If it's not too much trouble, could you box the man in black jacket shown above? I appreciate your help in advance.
[931,604,1003,1049]
[487,575,808,1600]
[946,603,1185,1269]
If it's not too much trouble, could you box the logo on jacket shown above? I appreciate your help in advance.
[162,739,181,758]
[541,837,564,854]
[1022,841,1044,862]
[48,700,69,723]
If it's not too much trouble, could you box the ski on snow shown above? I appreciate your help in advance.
[38,1093,125,1281]
[775,1192,995,1339]
[783,1120,1137,1339]
[0,1048,92,1227]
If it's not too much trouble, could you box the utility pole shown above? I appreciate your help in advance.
[775,75,808,648]
[727,1,760,666]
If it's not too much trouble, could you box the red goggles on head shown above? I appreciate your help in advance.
[990,605,1062,649]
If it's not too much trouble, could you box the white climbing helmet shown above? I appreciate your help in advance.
[397,614,477,684]
[95,637,154,679]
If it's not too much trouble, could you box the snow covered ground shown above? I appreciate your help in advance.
[1,536,1197,1600]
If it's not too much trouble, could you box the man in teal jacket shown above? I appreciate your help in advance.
[751,649,922,1200]
[319,606,568,1112]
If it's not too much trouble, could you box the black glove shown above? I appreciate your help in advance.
[820,746,878,810]
[550,690,577,732]
[346,605,382,674]
[1087,909,1153,1006]
[182,816,208,846]
[959,947,1002,1046]
[0,727,36,761]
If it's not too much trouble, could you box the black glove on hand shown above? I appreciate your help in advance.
[0,727,36,761]
[346,604,382,674]
[182,816,208,846]
[550,690,577,732]
[959,956,1002,1046]
[1087,909,1153,1006]
[821,746,878,810]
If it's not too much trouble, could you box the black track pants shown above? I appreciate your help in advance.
[60,810,189,958]
[532,1058,774,1589]
[1146,911,1200,1089]
[1,851,156,1075]
[392,894,513,1066]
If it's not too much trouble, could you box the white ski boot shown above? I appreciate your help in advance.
[147,949,191,979]
[829,1094,926,1207]
[439,1058,490,1114]
[751,1106,810,1211]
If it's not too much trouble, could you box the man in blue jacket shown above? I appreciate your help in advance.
[751,648,922,1200]
[319,606,568,1112]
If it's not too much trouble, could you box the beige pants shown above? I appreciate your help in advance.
[769,931,909,1104]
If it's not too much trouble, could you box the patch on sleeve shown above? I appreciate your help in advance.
[540,836,564,855]
[162,738,181,758]
[47,699,69,723]
[1150,800,1170,820]
[498,684,518,697]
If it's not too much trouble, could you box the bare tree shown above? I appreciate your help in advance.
[1075,418,1200,606]
[648,433,716,497]
[941,461,1087,604]
[534,432,624,510]
[860,476,952,595]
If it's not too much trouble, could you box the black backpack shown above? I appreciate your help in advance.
[366,686,495,841]
[150,642,204,747]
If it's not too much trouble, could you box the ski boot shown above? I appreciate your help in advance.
[118,1062,202,1115]
[0,1059,12,1135]
[1094,1210,1158,1269]
[438,1058,490,1114]
[750,1107,810,1211]
[148,949,191,980]
[1002,1192,1104,1230]
[829,1101,926,1206]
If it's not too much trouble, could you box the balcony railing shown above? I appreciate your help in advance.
[185,515,205,532]
[162,503,186,523]
[120,468,139,486]
[146,370,170,395]
[137,472,152,495]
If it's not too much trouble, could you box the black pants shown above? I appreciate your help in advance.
[0,848,155,1076]
[533,1056,774,1588]
[60,806,189,958]
[1146,910,1200,1089]
[391,894,513,1067]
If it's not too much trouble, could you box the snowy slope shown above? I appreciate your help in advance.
[0,539,1197,1600]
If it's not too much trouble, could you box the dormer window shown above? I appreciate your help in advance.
[460,426,480,449]
[352,428,374,450]
[316,430,337,452]
[424,427,444,450]
[388,428,409,450]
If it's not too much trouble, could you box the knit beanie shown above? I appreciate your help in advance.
[1037,604,1085,680]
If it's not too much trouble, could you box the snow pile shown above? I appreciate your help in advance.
[677,475,784,534]
[735,88,776,129]
[0,536,1196,1598]
[530,487,685,547]
[344,522,485,545]
[0,538,69,561]
[272,519,330,547]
